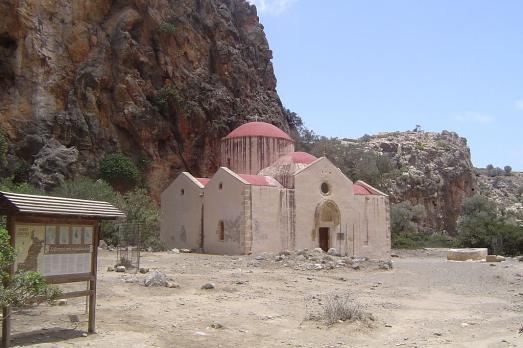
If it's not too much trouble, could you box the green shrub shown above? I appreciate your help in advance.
[393,233,454,249]
[456,195,523,255]
[13,161,32,183]
[100,153,139,191]
[0,177,43,195]
[158,21,176,34]
[52,177,116,203]
[51,179,162,249]
[116,188,162,250]
[390,202,425,236]
[153,85,181,107]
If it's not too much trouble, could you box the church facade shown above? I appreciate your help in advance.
[160,122,391,259]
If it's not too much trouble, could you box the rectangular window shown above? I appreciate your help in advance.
[337,233,345,241]
[219,221,225,241]
[364,220,369,246]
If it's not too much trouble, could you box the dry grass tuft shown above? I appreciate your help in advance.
[305,292,372,326]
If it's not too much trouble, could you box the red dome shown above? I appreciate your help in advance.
[225,122,293,141]
[286,151,317,164]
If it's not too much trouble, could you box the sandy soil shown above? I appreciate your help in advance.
[8,249,523,348]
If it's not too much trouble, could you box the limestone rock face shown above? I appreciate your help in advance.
[355,130,477,234]
[0,0,289,196]
[477,170,523,219]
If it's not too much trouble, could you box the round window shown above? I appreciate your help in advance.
[320,182,330,195]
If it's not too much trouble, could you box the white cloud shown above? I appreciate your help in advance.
[247,0,298,15]
[454,112,494,124]
[515,99,523,111]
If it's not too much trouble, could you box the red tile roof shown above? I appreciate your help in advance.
[286,151,317,164]
[225,122,293,141]
[238,174,278,186]
[353,183,373,195]
[196,178,210,186]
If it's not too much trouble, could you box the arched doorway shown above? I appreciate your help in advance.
[314,200,341,252]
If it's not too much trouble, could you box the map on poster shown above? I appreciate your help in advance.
[15,224,93,277]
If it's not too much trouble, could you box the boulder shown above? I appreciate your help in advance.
[144,270,168,287]
[201,283,216,290]
[327,248,338,256]
[180,248,191,253]
[171,248,180,254]
[486,255,505,262]
[166,281,180,288]
[447,248,487,261]
[295,255,306,262]
[115,265,126,272]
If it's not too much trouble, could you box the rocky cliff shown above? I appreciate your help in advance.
[354,130,477,234]
[477,170,523,220]
[0,0,290,197]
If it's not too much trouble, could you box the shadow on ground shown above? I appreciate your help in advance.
[11,327,86,347]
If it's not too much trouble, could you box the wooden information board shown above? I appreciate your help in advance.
[0,190,124,348]
[14,223,94,276]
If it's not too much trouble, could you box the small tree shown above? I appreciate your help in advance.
[456,195,523,255]
[53,177,117,203]
[390,201,425,236]
[0,228,61,308]
[0,177,44,195]
[99,153,139,192]
[116,188,162,250]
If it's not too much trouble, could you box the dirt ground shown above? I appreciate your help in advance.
[9,249,523,348]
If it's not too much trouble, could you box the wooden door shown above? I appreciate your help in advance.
[319,227,329,252]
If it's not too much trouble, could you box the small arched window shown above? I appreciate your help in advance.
[181,188,185,195]
[219,182,223,190]
[219,221,225,241]
[320,182,331,195]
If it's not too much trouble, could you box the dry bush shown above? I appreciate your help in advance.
[323,293,366,325]
[305,292,372,326]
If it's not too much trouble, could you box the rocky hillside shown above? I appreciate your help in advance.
[351,130,477,234]
[477,170,523,220]
[0,0,290,198]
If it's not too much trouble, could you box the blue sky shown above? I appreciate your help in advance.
[248,0,523,170]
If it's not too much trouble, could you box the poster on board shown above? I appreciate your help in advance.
[15,224,93,277]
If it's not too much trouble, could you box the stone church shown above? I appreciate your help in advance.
[160,122,391,259]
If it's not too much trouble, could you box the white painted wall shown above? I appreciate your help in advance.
[203,168,248,255]
[160,173,203,251]
[352,195,391,260]
[250,186,288,253]
[293,158,354,255]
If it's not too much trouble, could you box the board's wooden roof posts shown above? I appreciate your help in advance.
[0,191,125,348]
[0,191,125,219]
